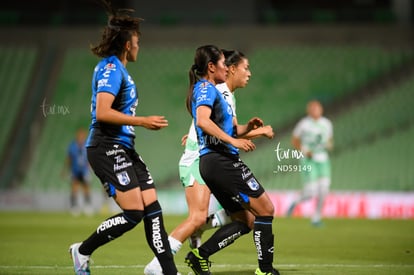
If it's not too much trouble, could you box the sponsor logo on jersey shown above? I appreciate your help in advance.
[227,105,233,115]
[114,162,133,172]
[127,75,134,84]
[200,82,208,93]
[130,87,136,98]
[98,78,111,88]
[106,148,125,156]
[103,63,116,78]
[104,63,116,71]
[222,90,230,99]
[233,161,242,168]
[197,94,208,103]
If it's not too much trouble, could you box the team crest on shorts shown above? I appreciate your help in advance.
[246,178,259,191]
[116,171,130,186]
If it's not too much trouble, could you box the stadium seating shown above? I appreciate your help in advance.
[20,49,96,192]
[0,46,37,158]
[243,73,414,191]
[330,124,414,191]
[334,75,414,148]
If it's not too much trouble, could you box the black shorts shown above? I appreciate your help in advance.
[199,152,265,214]
[71,172,90,184]
[87,143,156,197]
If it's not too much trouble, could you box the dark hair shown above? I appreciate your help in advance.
[185,45,223,115]
[91,0,144,58]
[222,49,246,67]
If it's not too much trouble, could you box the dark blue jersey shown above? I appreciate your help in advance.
[86,56,138,149]
[67,141,89,176]
[191,79,238,156]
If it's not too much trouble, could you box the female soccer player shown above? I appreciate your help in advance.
[68,1,179,274]
[184,45,279,275]
[287,100,333,226]
[144,49,274,275]
[63,128,92,216]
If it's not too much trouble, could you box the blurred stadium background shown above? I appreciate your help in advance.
[0,0,413,218]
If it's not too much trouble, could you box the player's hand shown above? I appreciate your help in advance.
[144,116,168,130]
[232,138,256,152]
[181,134,188,146]
[247,117,264,131]
[262,125,275,139]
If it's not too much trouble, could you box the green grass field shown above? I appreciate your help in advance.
[0,212,413,275]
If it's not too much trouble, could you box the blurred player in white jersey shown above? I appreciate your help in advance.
[287,100,333,226]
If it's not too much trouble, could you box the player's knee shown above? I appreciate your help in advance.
[259,201,275,217]
[123,209,144,225]
[254,193,275,216]
[192,214,208,227]
[144,200,162,218]
[235,220,251,235]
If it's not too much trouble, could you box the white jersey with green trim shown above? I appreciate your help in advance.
[179,83,236,167]
[179,120,199,167]
[216,83,236,117]
[293,116,333,162]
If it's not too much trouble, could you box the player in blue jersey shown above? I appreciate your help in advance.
[144,49,274,275]
[63,128,92,216]
[184,45,279,275]
[68,1,179,275]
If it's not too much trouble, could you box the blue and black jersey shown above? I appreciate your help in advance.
[67,141,89,177]
[86,56,138,149]
[191,79,238,156]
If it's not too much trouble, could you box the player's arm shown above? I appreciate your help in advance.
[326,121,334,151]
[61,154,70,178]
[242,125,274,139]
[235,116,262,136]
[181,134,188,146]
[96,92,168,130]
[326,137,334,151]
[292,135,312,158]
[237,120,274,140]
[235,117,274,139]
[291,135,301,151]
[196,105,255,152]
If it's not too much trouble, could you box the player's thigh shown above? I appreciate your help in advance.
[115,187,144,210]
[185,181,210,216]
[179,158,206,188]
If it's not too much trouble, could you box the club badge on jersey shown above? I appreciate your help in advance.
[116,171,131,186]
